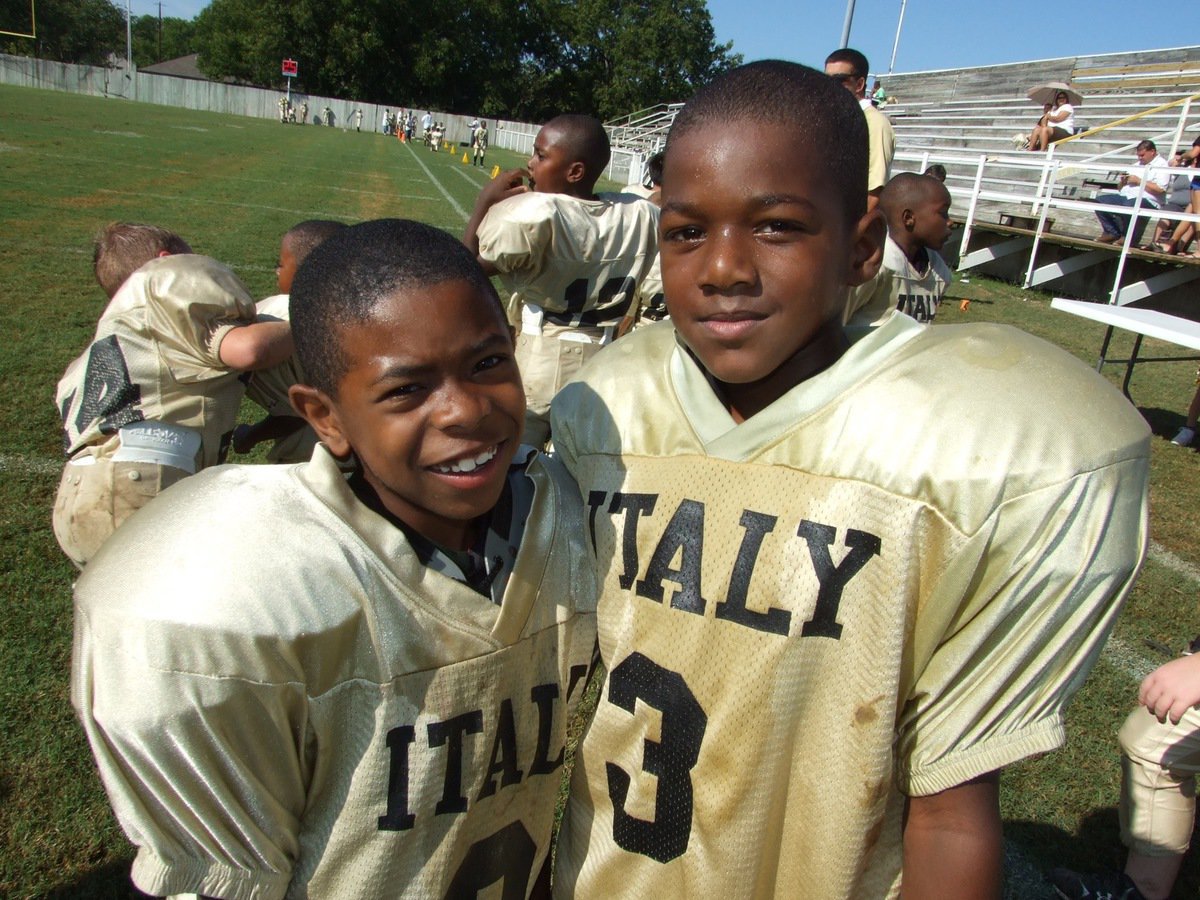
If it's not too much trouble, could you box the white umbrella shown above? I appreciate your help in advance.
[1027,82,1083,106]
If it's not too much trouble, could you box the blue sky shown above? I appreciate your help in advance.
[145,0,1190,78]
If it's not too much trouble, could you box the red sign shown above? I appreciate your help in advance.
[282,58,298,77]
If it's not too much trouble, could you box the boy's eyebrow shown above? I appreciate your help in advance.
[371,332,511,383]
[661,193,819,215]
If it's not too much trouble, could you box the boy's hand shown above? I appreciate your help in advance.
[476,168,530,210]
[1139,652,1200,724]
[464,168,530,275]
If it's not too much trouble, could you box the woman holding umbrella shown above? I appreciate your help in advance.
[1027,83,1080,151]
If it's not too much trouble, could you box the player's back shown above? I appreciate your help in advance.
[477,192,660,328]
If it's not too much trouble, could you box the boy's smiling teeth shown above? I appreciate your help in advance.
[431,445,499,474]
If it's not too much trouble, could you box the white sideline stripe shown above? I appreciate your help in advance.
[95,188,354,220]
[170,126,209,132]
[403,142,468,221]
[0,455,61,476]
[1148,539,1200,583]
[450,166,487,188]
[95,130,144,139]
[1103,635,1162,684]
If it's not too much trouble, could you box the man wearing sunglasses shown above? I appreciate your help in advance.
[826,47,897,211]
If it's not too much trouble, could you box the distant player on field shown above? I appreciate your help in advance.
[233,219,346,463]
[550,61,1149,899]
[472,119,489,167]
[463,114,660,446]
[52,223,293,567]
[845,172,955,327]
[71,219,598,898]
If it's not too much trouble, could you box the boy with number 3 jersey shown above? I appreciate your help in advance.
[551,62,1149,899]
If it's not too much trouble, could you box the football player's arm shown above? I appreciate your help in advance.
[464,169,530,274]
[217,320,293,371]
[901,772,1002,900]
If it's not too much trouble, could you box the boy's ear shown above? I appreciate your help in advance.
[847,208,887,288]
[289,384,352,458]
[565,161,588,185]
[902,208,917,231]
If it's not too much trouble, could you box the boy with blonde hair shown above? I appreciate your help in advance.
[53,223,292,566]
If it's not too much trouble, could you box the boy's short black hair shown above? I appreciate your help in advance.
[824,47,870,79]
[544,114,611,187]
[285,220,346,267]
[290,219,504,395]
[880,173,950,230]
[666,60,869,222]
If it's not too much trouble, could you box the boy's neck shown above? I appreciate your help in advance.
[709,318,849,424]
[893,233,931,272]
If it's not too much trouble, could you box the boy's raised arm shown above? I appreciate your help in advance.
[901,772,1002,900]
[463,169,529,275]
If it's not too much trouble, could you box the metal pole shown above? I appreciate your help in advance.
[839,0,856,48]
[888,0,908,73]
[125,0,134,99]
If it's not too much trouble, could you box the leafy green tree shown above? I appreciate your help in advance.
[192,0,288,86]
[0,0,125,65]
[131,14,196,67]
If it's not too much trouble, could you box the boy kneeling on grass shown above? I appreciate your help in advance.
[72,219,597,899]
[549,60,1149,899]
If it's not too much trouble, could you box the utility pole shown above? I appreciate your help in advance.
[888,0,909,73]
[157,2,163,63]
[839,0,856,48]
[125,0,135,99]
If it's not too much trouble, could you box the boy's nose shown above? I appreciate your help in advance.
[435,382,490,430]
[702,230,756,289]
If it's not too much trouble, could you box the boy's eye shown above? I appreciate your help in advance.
[756,219,803,236]
[475,354,509,373]
[663,224,704,243]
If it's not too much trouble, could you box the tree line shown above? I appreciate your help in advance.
[0,0,741,121]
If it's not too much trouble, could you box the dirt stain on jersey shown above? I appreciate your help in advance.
[854,694,886,725]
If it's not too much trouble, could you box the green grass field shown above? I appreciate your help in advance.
[1,82,1198,898]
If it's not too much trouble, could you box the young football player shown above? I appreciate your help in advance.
[845,173,955,327]
[1050,637,1200,900]
[233,219,346,463]
[53,223,293,567]
[550,61,1150,899]
[71,219,598,899]
[463,114,660,446]
[473,119,489,167]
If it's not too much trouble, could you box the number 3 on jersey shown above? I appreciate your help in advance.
[605,652,707,864]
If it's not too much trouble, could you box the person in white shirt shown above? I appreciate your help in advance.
[1028,90,1075,151]
[1095,140,1171,244]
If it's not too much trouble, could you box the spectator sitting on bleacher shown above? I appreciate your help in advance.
[1028,91,1075,151]
[1094,140,1171,245]
[1154,135,1200,257]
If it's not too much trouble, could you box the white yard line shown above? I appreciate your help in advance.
[1148,539,1200,583]
[450,166,488,188]
[403,142,469,221]
[95,187,355,221]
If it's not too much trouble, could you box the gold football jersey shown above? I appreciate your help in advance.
[846,237,952,327]
[476,192,660,328]
[56,254,256,469]
[245,294,317,464]
[550,317,1148,898]
[72,447,598,899]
